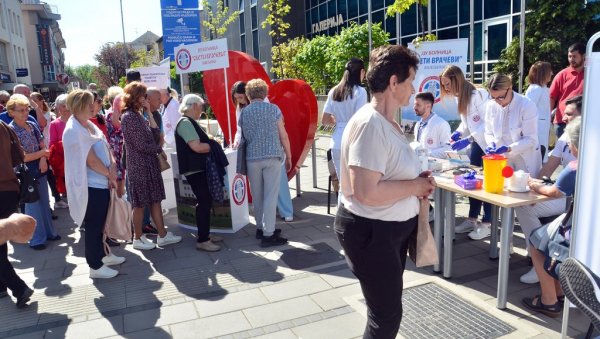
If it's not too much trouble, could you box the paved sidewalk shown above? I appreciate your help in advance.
[0,136,592,339]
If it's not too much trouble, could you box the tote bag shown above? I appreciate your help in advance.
[104,189,133,241]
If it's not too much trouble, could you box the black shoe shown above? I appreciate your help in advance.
[0,290,7,298]
[143,224,159,234]
[559,258,600,330]
[16,287,33,308]
[51,213,58,220]
[30,244,46,250]
[261,234,288,248]
[105,238,120,247]
[255,228,281,239]
[47,235,61,241]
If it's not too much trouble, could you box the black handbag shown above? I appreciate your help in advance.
[16,163,40,203]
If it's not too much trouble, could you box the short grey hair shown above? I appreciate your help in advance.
[179,94,204,114]
[146,87,161,97]
[106,86,123,105]
[566,116,582,148]
[55,94,68,107]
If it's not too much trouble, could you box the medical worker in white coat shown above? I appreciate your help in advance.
[440,65,492,238]
[413,91,451,159]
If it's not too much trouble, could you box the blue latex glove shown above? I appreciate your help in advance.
[451,137,471,151]
[450,131,462,142]
[490,145,509,155]
[485,142,497,154]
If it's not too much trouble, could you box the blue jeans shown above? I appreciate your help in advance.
[469,143,492,222]
[26,175,58,247]
[277,164,293,218]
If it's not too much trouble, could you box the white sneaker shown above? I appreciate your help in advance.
[455,219,478,234]
[54,200,69,209]
[468,222,491,240]
[520,267,540,284]
[90,265,118,279]
[133,235,156,250]
[157,232,182,247]
[102,253,126,266]
[284,216,294,222]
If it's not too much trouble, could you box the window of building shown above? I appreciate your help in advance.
[475,0,482,21]
[252,30,259,59]
[239,11,246,52]
[347,0,358,19]
[484,0,510,19]
[319,2,327,21]
[400,5,417,36]
[337,0,347,21]
[17,15,21,37]
[12,12,16,35]
[251,0,256,5]
[45,64,56,83]
[385,14,397,39]
[372,9,384,27]
[251,6,257,29]
[459,0,469,24]
[0,4,4,29]
[437,27,457,40]
[0,43,8,72]
[239,0,244,10]
[251,0,259,59]
[437,0,458,28]
[305,0,311,10]
[8,9,13,34]
[359,0,368,16]
[373,0,384,11]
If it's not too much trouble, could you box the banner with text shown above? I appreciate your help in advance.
[174,39,229,74]
[403,39,469,122]
[134,66,171,89]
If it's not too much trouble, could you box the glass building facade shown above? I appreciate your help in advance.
[218,0,525,83]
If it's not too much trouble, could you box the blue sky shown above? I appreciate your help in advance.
[48,0,165,66]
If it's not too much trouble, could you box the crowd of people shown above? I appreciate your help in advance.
[0,41,588,337]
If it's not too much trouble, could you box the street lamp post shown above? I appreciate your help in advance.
[120,0,128,68]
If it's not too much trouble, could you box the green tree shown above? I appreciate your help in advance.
[201,0,240,40]
[261,0,291,78]
[271,36,307,79]
[294,35,333,94]
[129,48,160,68]
[65,64,99,85]
[326,22,390,84]
[494,0,600,89]
[387,0,429,37]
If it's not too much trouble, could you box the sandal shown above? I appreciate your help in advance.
[522,295,561,318]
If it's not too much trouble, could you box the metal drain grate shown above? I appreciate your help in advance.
[400,283,515,339]
[279,242,345,270]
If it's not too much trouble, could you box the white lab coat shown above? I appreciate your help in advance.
[455,88,488,150]
[414,113,451,159]
[484,91,542,177]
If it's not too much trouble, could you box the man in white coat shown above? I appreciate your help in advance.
[413,92,451,159]
[160,87,180,148]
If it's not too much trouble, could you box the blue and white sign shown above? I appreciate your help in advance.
[174,38,229,74]
[160,0,199,9]
[404,39,469,122]
[161,8,201,60]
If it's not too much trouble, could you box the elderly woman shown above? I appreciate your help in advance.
[174,94,222,252]
[335,45,436,338]
[63,89,125,279]
[8,94,59,250]
[121,82,181,250]
[522,116,581,318]
[239,79,292,247]
[106,94,126,197]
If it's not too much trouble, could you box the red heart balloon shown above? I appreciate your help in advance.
[268,79,318,180]
[203,51,271,144]
[203,51,318,180]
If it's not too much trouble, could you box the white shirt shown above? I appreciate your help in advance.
[161,98,180,147]
[525,84,551,149]
[323,85,368,150]
[340,104,420,222]
[484,91,542,177]
[414,112,451,159]
[455,88,488,150]
[549,132,576,166]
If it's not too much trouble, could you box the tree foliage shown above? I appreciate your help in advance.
[326,22,389,83]
[494,0,600,89]
[386,0,429,16]
[271,36,307,79]
[262,0,291,77]
[94,43,135,88]
[294,35,334,93]
[201,0,240,40]
[65,64,99,86]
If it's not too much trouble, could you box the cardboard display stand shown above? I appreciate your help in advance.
[171,149,249,233]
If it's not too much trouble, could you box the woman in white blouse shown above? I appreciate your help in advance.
[525,61,553,161]
[321,58,367,177]
[335,45,435,338]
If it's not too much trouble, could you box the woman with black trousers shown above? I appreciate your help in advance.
[175,94,222,252]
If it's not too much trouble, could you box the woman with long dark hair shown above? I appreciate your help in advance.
[321,58,367,176]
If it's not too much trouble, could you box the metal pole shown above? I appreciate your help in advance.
[120,0,128,67]
[518,0,525,93]
[368,0,372,53]
[427,0,432,35]
[311,141,317,188]
[469,0,475,82]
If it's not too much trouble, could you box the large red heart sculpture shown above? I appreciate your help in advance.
[203,51,318,180]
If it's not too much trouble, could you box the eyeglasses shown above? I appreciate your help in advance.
[489,88,510,101]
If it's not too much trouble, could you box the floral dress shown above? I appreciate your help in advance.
[121,110,164,208]
[106,112,124,180]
